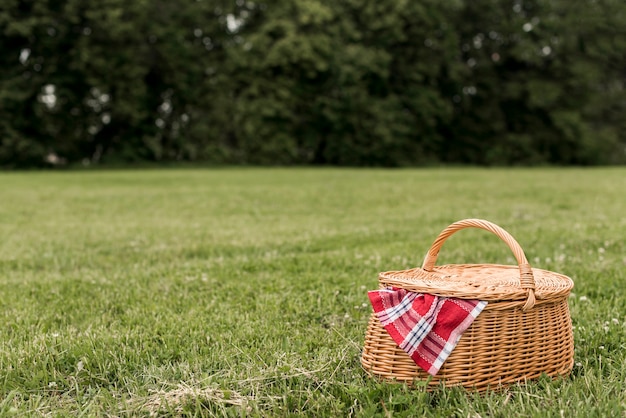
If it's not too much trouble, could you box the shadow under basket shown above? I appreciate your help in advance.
[361,219,574,392]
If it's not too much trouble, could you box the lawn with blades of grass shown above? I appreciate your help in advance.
[0,168,625,416]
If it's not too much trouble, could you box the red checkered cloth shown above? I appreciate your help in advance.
[368,287,487,376]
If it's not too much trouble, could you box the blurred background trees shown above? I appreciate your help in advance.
[1,0,624,168]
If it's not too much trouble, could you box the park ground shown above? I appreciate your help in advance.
[0,167,624,416]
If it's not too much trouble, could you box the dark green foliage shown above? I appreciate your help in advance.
[445,0,626,165]
[1,0,624,167]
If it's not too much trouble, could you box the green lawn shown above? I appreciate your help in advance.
[0,168,624,416]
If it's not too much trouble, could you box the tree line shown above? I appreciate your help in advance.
[1,0,625,168]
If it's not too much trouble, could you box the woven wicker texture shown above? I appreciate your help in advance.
[361,219,574,391]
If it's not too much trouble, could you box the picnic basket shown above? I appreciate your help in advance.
[361,219,574,391]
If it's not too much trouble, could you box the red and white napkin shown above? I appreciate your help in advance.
[368,287,487,376]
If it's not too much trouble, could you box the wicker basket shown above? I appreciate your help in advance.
[361,219,574,391]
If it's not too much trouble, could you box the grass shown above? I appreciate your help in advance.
[0,167,624,417]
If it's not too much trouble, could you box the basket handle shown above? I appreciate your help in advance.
[421,219,536,311]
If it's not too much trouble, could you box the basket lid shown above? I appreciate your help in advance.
[378,219,574,310]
